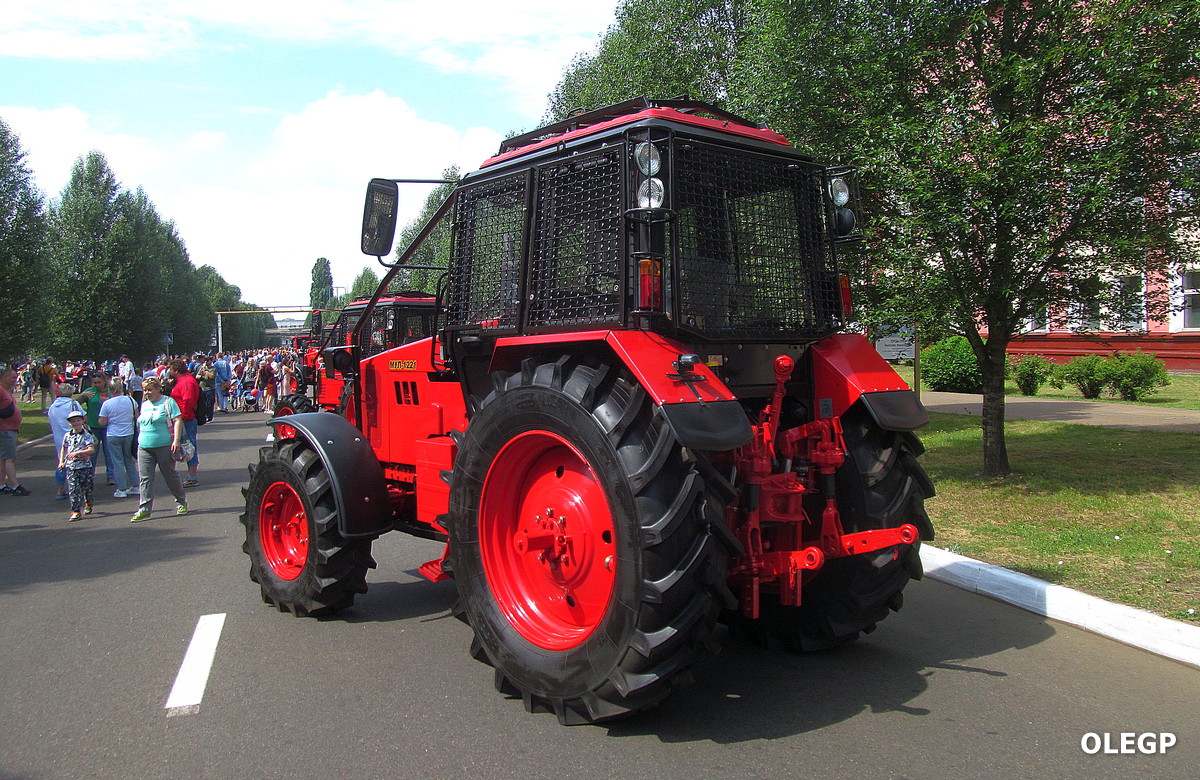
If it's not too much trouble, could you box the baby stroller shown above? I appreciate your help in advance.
[242,388,261,412]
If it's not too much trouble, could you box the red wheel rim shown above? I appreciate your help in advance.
[479,430,617,651]
[259,480,309,580]
[274,406,297,440]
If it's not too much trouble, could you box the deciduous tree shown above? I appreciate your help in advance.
[350,267,379,301]
[44,151,129,360]
[737,0,1199,475]
[0,118,46,363]
[546,0,745,121]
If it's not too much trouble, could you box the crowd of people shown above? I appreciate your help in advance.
[2,348,306,523]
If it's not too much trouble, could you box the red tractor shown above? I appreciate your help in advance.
[242,98,934,724]
[274,294,438,420]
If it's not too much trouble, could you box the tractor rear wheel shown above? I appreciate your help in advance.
[240,438,375,616]
[747,405,934,651]
[449,357,728,724]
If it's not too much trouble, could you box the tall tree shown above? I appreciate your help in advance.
[153,221,212,354]
[350,267,380,300]
[546,0,746,121]
[0,118,46,363]
[45,151,127,360]
[105,188,181,360]
[310,257,334,311]
[737,0,1200,475]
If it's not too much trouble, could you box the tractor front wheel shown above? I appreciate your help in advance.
[449,357,727,724]
[272,393,317,439]
[240,439,375,616]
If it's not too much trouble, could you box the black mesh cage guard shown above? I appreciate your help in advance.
[446,130,841,342]
[671,140,842,342]
[447,173,529,330]
[526,146,624,329]
[330,310,356,350]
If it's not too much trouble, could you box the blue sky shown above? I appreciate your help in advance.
[0,1,620,308]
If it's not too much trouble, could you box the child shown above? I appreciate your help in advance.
[229,377,242,411]
[59,409,96,521]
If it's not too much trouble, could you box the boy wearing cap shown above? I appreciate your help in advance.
[59,409,96,521]
[75,372,114,486]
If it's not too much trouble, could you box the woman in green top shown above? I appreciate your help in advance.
[130,375,188,523]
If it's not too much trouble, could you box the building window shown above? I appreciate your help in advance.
[1184,270,1200,329]
[1072,275,1103,331]
[1115,275,1145,331]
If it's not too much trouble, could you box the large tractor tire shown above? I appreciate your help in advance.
[273,393,317,439]
[274,393,316,417]
[448,356,730,724]
[746,404,935,651]
[240,438,375,616]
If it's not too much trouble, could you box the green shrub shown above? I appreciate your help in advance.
[1102,352,1170,401]
[920,336,983,393]
[1007,354,1055,396]
[1053,354,1108,399]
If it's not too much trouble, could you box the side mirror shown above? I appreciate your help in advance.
[361,178,399,257]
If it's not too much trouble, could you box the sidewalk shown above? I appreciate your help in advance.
[918,390,1200,433]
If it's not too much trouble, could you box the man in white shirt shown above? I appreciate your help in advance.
[118,355,135,383]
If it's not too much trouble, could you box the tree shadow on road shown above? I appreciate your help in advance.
[0,522,218,593]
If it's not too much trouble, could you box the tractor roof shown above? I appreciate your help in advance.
[480,97,792,170]
[342,293,437,312]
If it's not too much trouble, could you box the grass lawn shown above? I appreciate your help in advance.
[891,363,1200,410]
[15,400,51,444]
[918,412,1199,623]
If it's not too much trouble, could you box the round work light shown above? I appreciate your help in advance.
[634,142,661,176]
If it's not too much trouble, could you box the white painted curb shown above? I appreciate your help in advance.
[920,545,1200,668]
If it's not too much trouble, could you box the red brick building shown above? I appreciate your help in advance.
[1007,267,1200,369]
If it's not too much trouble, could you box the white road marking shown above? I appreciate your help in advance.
[165,613,226,713]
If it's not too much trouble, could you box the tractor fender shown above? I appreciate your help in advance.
[267,412,391,538]
[490,330,753,451]
[810,334,929,431]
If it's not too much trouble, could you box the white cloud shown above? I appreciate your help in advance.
[1,1,615,118]
[157,90,503,308]
[0,2,196,60]
[1,1,622,308]
[4,92,502,308]
[0,104,165,198]
[183,131,227,152]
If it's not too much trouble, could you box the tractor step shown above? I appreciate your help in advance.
[419,558,452,583]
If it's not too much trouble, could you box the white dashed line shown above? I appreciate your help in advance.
[165,613,226,715]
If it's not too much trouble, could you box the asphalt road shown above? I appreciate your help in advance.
[1,412,1197,780]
